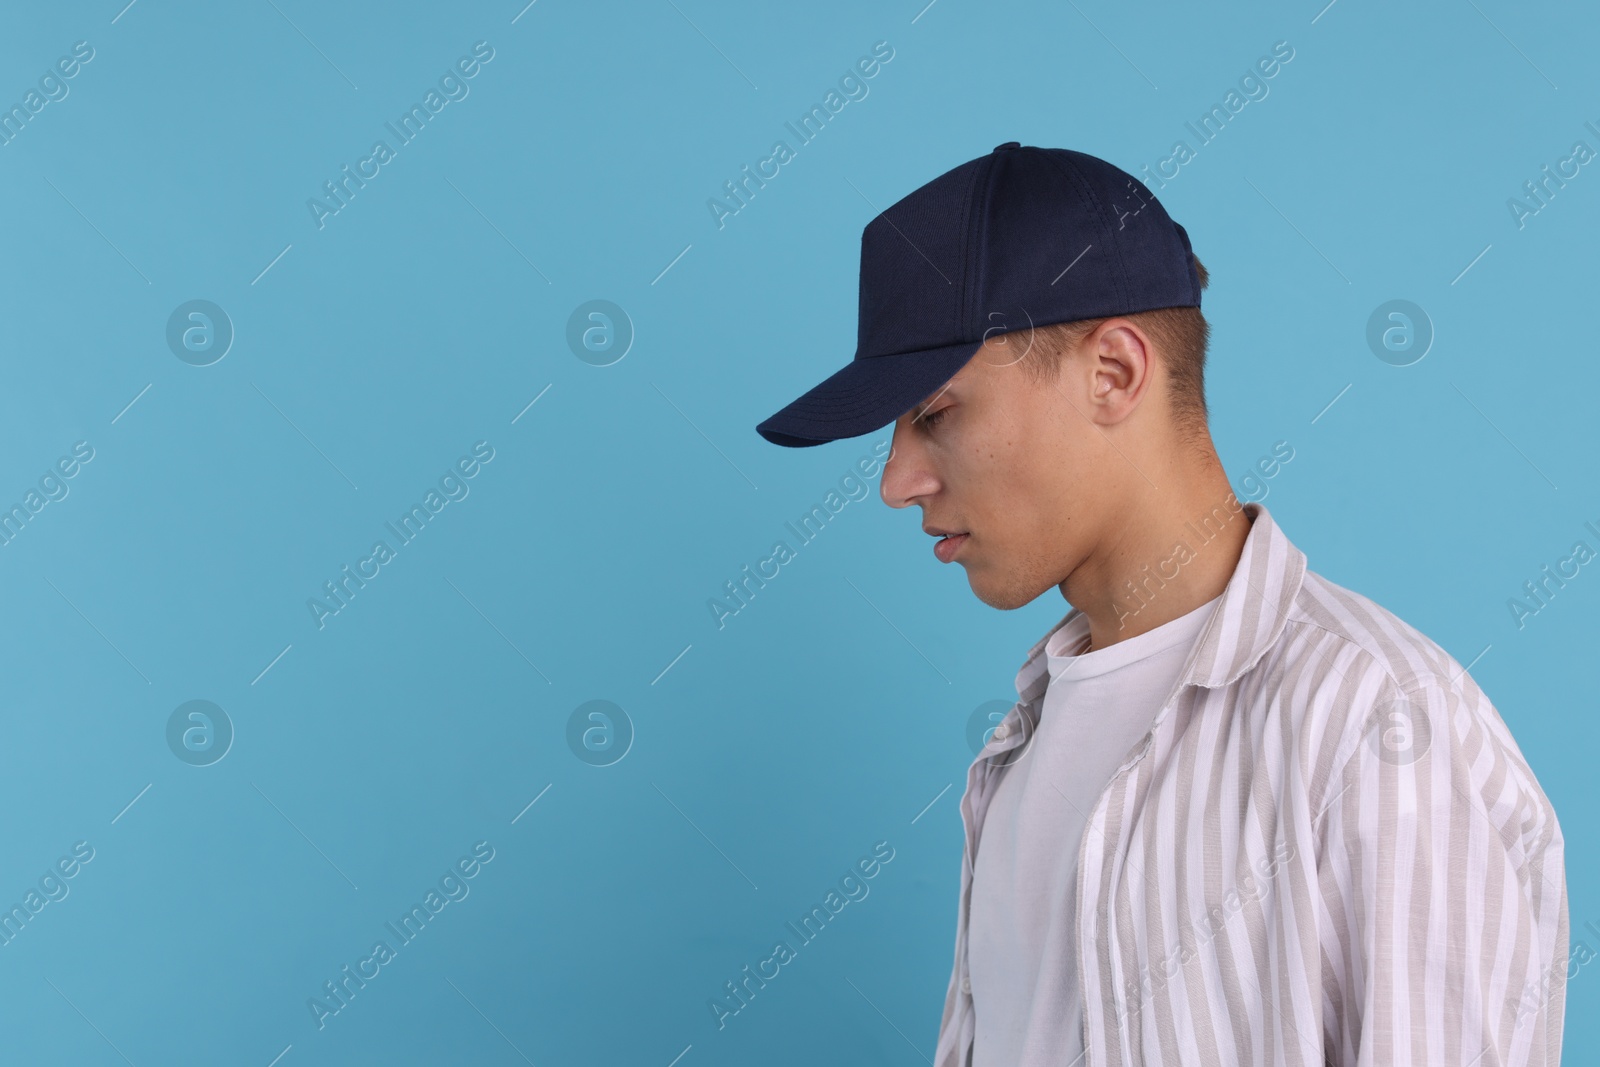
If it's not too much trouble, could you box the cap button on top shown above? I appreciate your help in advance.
[994,141,1022,152]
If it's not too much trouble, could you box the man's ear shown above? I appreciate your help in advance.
[1087,322,1152,424]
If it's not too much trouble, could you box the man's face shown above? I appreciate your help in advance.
[879,324,1136,610]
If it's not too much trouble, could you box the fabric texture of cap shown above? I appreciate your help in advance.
[755,142,1202,448]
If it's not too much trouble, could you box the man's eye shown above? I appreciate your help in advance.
[922,407,949,428]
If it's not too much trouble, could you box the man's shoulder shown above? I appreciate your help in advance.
[1252,565,1509,793]
[1282,567,1566,900]
[1278,565,1483,706]
[1276,567,1561,830]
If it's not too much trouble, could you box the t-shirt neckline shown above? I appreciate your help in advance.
[1044,594,1222,681]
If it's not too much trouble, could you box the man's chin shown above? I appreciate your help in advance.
[966,571,1046,612]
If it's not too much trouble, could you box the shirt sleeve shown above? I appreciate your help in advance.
[1316,681,1569,1067]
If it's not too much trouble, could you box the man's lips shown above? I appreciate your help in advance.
[933,533,969,563]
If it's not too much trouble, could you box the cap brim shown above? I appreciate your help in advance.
[755,338,985,448]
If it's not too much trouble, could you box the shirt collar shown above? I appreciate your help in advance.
[1010,501,1307,701]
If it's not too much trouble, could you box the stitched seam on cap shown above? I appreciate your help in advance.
[1041,151,1128,312]
[959,157,993,345]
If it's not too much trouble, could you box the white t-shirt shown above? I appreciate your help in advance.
[967,594,1222,1067]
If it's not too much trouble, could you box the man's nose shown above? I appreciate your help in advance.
[879,435,932,509]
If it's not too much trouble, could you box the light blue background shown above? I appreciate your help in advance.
[0,0,1595,1063]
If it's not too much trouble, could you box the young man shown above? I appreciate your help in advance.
[756,144,1569,1066]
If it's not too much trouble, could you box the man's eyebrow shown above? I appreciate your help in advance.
[914,380,958,417]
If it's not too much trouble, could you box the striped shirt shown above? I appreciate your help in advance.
[934,501,1569,1067]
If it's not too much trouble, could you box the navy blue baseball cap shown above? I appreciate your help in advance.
[755,141,1203,447]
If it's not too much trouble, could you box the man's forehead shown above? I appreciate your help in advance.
[903,373,963,421]
[919,358,980,406]
[916,379,955,409]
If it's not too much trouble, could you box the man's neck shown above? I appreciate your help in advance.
[1061,455,1252,653]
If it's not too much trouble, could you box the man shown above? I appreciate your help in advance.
[755,144,1569,1066]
